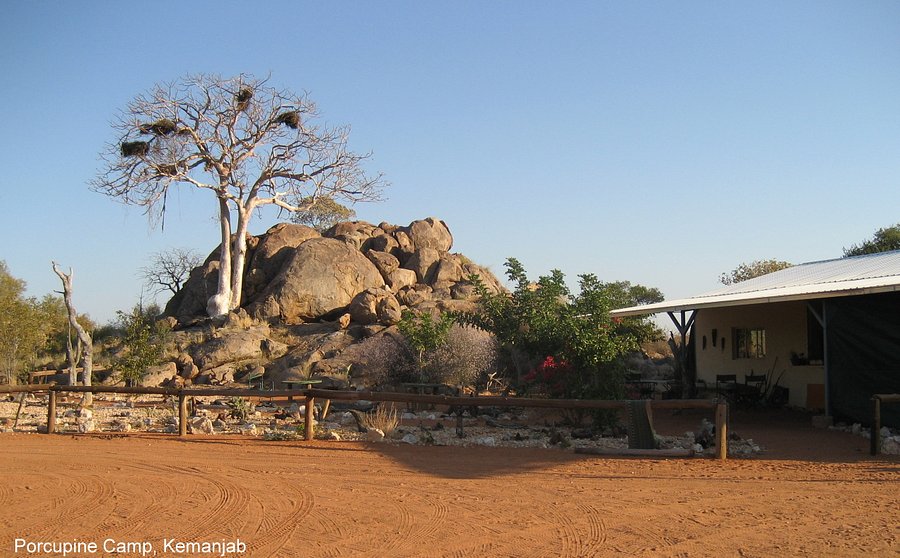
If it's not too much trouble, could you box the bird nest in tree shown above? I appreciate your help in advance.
[138,118,177,136]
[236,88,253,111]
[275,111,300,129]
[121,141,149,157]
[158,163,179,176]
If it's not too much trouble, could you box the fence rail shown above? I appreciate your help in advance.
[1,383,729,460]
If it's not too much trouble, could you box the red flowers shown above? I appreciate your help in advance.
[523,356,573,396]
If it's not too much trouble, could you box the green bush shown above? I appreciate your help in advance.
[114,304,170,385]
[459,258,662,404]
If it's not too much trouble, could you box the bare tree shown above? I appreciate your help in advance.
[52,262,93,407]
[140,247,202,296]
[93,74,385,316]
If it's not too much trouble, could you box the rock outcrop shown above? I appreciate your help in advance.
[153,218,503,389]
[166,217,502,327]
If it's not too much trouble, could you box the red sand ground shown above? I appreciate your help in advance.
[1,408,897,557]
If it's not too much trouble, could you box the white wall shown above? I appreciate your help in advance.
[693,301,825,408]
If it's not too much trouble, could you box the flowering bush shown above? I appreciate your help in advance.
[522,356,573,397]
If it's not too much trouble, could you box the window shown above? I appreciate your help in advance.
[733,327,766,359]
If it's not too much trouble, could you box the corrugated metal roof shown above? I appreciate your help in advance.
[611,250,900,317]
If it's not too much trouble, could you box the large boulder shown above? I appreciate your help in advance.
[405,218,453,253]
[404,248,441,284]
[431,254,466,289]
[244,223,320,301]
[366,250,400,280]
[248,238,385,323]
[387,268,417,291]
[323,221,380,250]
[163,260,220,322]
[348,288,403,325]
[140,362,178,387]
[190,327,287,371]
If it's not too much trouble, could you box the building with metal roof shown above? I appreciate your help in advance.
[611,250,900,426]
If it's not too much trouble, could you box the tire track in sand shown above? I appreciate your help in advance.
[243,483,314,557]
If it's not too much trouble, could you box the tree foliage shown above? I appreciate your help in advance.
[719,259,792,285]
[114,304,170,386]
[0,263,47,383]
[93,74,385,316]
[140,247,202,296]
[460,258,663,401]
[290,196,356,232]
[843,224,900,257]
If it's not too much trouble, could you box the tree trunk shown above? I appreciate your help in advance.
[52,263,93,407]
[208,196,233,317]
[229,205,252,311]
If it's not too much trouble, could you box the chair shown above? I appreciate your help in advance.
[715,374,738,400]
[625,373,654,399]
[741,373,767,405]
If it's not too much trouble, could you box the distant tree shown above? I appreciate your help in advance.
[140,248,202,296]
[93,74,385,317]
[843,224,900,257]
[291,196,356,232]
[720,259,792,285]
[0,262,48,384]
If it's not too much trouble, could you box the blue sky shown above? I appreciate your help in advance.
[1,1,898,325]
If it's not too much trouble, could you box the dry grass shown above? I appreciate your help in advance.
[361,404,399,436]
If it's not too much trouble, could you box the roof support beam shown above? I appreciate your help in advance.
[667,310,696,336]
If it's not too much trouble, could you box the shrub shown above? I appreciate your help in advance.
[227,397,253,422]
[424,324,499,387]
[349,333,409,387]
[114,304,171,385]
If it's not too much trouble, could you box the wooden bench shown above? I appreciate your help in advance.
[28,370,60,384]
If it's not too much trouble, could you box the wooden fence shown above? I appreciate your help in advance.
[871,394,900,456]
[1,384,730,460]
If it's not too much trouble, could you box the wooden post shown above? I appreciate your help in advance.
[715,401,727,461]
[47,390,57,434]
[305,395,315,441]
[871,396,881,456]
[178,393,188,436]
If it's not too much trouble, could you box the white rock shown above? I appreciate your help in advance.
[366,428,385,442]
[401,412,416,420]
[851,423,862,435]
[692,444,703,453]
[76,419,95,433]
[880,426,892,438]
[240,423,258,436]
[883,437,900,455]
[190,416,215,435]
[476,436,496,447]
[400,433,419,444]
[340,412,356,426]
[426,414,437,420]
[324,431,342,441]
